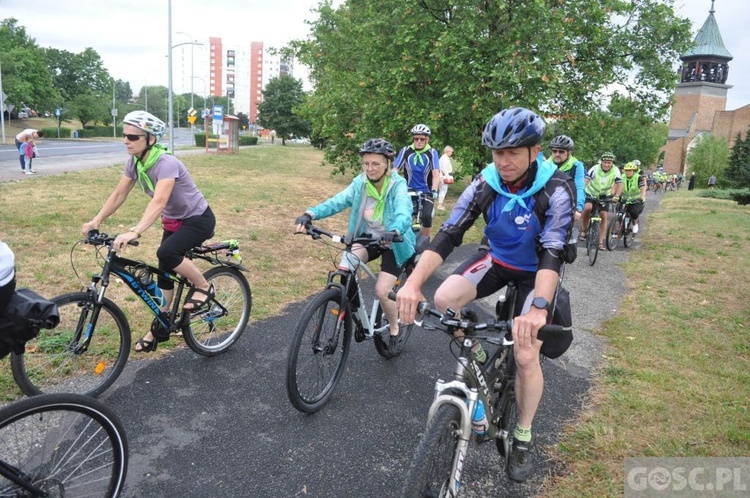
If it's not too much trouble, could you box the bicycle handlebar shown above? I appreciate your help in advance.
[85,229,139,247]
[300,224,403,245]
[388,292,565,342]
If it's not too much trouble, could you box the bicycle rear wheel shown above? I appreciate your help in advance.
[0,393,128,497]
[182,266,252,356]
[401,404,463,498]
[286,288,353,413]
[587,222,600,266]
[373,268,415,359]
[10,292,131,397]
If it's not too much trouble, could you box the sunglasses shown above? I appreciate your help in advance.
[551,149,568,154]
[123,134,146,141]
[413,136,428,142]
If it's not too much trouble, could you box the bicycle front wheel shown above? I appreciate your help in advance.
[182,266,252,356]
[0,393,128,497]
[286,288,352,413]
[401,404,463,498]
[10,292,131,397]
[373,268,415,359]
[587,222,600,266]
[623,216,634,248]
[605,217,622,251]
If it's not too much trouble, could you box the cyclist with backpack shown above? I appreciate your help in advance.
[393,124,441,237]
[397,107,575,482]
[295,139,416,350]
[80,111,216,353]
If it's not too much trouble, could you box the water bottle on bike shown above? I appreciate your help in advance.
[472,400,489,436]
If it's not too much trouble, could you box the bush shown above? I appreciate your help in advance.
[194,133,214,147]
[239,136,258,146]
[76,126,122,138]
[40,127,72,138]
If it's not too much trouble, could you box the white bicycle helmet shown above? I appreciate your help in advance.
[122,111,166,138]
[411,124,431,136]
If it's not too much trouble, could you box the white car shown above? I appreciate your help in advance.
[18,111,29,119]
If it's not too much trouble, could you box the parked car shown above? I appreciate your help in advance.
[17,110,29,119]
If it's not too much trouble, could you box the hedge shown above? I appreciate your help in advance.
[76,126,123,138]
[40,127,73,138]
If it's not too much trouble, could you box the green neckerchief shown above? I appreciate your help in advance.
[409,144,432,167]
[134,144,171,192]
[365,175,391,223]
[557,155,578,174]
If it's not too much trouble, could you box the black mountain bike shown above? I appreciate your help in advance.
[606,200,639,251]
[286,224,421,413]
[0,392,128,497]
[10,230,252,397]
[585,194,613,266]
[400,283,566,497]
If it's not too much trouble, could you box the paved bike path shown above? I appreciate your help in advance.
[101,191,660,498]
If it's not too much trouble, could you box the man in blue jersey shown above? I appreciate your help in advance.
[397,107,575,482]
[393,124,441,237]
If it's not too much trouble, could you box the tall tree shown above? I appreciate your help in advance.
[723,131,750,189]
[686,134,730,188]
[286,0,692,174]
[257,75,311,145]
[45,47,111,103]
[69,91,109,128]
[0,18,59,111]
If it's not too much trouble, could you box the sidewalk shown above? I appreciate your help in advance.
[0,147,208,184]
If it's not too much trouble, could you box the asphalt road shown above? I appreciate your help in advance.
[2,147,661,496]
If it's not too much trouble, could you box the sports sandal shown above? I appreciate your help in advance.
[134,336,158,353]
[598,243,607,251]
[183,284,215,312]
[578,231,587,241]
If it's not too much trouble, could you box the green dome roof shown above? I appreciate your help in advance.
[683,4,733,60]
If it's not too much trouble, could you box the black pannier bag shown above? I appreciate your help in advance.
[540,286,574,359]
[0,288,60,359]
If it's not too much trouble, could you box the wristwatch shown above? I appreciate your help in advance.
[531,297,550,311]
[129,226,142,238]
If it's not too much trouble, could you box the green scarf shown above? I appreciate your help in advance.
[134,144,171,193]
[410,144,432,166]
[556,155,578,174]
[365,175,390,223]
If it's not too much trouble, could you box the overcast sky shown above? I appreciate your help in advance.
[2,0,748,111]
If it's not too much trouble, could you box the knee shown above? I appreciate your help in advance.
[514,346,542,369]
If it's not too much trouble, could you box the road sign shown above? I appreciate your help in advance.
[188,107,197,117]
[212,105,223,121]
[201,109,210,119]
[0,91,6,103]
[187,115,196,124]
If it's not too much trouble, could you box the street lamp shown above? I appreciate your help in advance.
[191,76,207,110]
[176,32,195,112]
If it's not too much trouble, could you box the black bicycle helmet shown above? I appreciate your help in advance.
[359,138,395,159]
[550,135,574,150]
[481,107,545,149]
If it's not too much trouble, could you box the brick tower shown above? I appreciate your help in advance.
[662,1,732,173]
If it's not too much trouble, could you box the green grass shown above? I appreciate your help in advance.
[543,190,750,497]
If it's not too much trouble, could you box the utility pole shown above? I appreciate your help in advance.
[0,58,5,145]
[112,80,117,138]
[167,0,174,152]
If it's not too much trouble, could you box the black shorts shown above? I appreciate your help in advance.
[454,250,572,358]
[363,245,400,277]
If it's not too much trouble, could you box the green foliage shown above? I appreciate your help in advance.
[45,47,111,103]
[68,92,109,128]
[239,136,258,146]
[0,18,60,111]
[686,134,730,187]
[286,0,692,175]
[40,126,73,138]
[194,133,258,147]
[257,75,311,144]
[547,93,669,168]
[698,188,750,205]
[194,133,214,147]
[722,131,750,189]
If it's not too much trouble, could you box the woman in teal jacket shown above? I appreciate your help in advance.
[295,138,416,349]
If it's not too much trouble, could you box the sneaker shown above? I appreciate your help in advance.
[388,332,401,353]
[632,223,639,234]
[29,169,37,174]
[507,437,535,482]
[25,171,33,175]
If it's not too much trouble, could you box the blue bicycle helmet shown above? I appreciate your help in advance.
[359,138,395,159]
[481,107,545,149]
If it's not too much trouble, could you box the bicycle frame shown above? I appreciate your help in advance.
[0,460,46,496]
[324,255,389,339]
